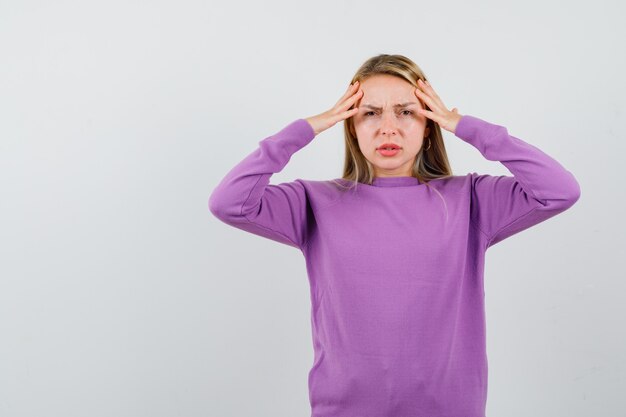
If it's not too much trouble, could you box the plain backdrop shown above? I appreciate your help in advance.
[1,0,624,416]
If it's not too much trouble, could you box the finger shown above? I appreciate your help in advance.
[335,81,360,107]
[332,106,359,124]
[334,83,357,107]
[417,107,443,125]
[416,84,448,115]
[345,106,360,119]
[414,87,444,114]
[420,79,446,108]
[337,87,363,113]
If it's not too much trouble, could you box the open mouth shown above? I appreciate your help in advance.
[377,143,401,150]
[377,145,401,157]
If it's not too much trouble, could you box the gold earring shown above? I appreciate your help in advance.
[424,137,431,151]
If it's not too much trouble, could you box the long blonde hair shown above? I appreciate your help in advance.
[333,54,453,194]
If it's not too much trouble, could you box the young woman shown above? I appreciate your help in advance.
[208,54,581,417]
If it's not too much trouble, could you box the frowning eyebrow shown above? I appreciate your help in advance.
[361,102,418,110]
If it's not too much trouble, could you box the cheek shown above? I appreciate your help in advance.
[404,116,425,129]
[407,141,423,153]
[355,139,377,157]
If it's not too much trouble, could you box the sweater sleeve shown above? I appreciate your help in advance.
[454,115,581,248]
[208,118,316,251]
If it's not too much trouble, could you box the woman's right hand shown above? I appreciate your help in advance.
[305,80,363,136]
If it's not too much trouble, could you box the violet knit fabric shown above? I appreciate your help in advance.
[208,115,581,417]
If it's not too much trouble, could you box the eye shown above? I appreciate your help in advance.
[401,110,412,116]
[364,111,375,116]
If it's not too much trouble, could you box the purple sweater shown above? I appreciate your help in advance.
[208,115,580,417]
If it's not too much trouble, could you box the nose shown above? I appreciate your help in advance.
[380,112,398,136]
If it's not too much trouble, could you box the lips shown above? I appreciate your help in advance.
[377,143,401,150]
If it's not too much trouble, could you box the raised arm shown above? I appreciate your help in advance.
[455,115,581,248]
[208,80,363,251]
[208,119,316,250]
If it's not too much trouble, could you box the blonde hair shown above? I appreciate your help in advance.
[331,53,452,220]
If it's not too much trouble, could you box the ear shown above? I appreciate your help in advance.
[424,126,430,137]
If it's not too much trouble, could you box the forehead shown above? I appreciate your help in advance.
[361,74,412,92]
[358,75,420,106]
[361,75,415,99]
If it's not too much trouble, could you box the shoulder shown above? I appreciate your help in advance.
[290,178,350,212]
[426,173,474,191]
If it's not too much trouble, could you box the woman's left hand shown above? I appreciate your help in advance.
[414,79,463,134]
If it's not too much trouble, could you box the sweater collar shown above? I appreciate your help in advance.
[371,176,422,187]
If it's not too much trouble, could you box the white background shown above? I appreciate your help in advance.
[1,0,624,416]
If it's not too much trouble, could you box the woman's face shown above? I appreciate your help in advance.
[352,74,430,178]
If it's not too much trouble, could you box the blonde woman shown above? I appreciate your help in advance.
[209,54,580,417]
